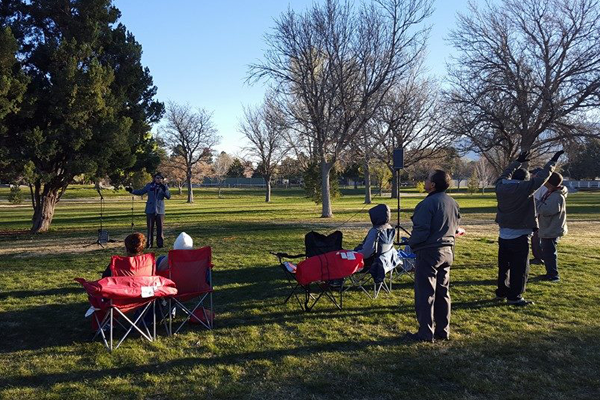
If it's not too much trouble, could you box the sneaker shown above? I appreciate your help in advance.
[434,334,449,341]
[507,298,534,306]
[547,276,560,282]
[403,332,434,343]
[530,258,543,265]
[494,295,507,301]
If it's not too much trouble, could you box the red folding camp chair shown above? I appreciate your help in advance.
[110,253,155,277]
[273,249,364,311]
[163,247,214,334]
[75,275,177,351]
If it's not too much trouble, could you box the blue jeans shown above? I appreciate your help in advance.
[541,238,559,278]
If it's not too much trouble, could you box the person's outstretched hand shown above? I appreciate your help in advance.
[550,150,565,162]
[125,187,133,193]
[517,151,531,163]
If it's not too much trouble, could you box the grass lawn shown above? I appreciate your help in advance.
[1,186,599,399]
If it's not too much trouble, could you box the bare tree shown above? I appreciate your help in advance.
[475,156,495,193]
[213,151,233,198]
[161,102,220,203]
[249,0,433,217]
[373,72,452,197]
[349,124,380,204]
[446,0,600,168]
[160,154,211,196]
[240,96,290,202]
[160,154,187,195]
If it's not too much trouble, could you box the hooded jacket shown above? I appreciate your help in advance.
[355,204,399,283]
[537,186,568,238]
[495,160,556,230]
[408,191,460,251]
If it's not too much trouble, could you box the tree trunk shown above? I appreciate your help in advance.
[31,185,61,233]
[264,175,271,202]
[320,159,333,218]
[218,183,222,198]
[364,156,372,204]
[186,169,193,203]
[390,168,398,199]
[178,183,182,195]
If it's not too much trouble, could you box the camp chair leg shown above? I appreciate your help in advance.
[171,293,211,334]
[284,283,301,304]
[110,308,114,351]
[304,286,325,312]
[322,286,343,310]
[209,292,214,329]
[169,298,173,336]
[94,312,112,350]
[113,303,154,349]
[153,300,157,340]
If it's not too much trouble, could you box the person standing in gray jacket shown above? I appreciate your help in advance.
[537,172,568,282]
[494,150,563,306]
[126,172,171,248]
[405,170,460,343]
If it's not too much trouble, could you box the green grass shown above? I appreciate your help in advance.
[1,187,599,399]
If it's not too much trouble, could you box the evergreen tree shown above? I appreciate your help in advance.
[0,1,164,232]
[467,168,479,194]
[0,26,28,177]
[226,159,245,178]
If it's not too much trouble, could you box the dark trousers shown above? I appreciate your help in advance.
[496,235,530,301]
[541,238,559,278]
[531,230,543,261]
[414,246,453,341]
[146,213,165,248]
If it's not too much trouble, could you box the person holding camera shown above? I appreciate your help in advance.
[494,150,564,306]
[126,172,171,248]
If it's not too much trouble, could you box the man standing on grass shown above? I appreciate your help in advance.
[127,172,171,248]
[537,172,568,282]
[406,170,460,343]
[530,168,547,266]
[494,150,563,306]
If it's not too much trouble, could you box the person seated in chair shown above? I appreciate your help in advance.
[354,204,399,283]
[156,232,194,272]
[101,232,147,278]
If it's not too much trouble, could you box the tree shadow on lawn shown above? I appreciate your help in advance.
[3,326,600,399]
[0,262,520,354]
[0,286,81,300]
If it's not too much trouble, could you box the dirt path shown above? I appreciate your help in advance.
[1,219,598,258]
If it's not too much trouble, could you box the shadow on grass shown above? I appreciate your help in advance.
[2,326,600,398]
[0,286,82,300]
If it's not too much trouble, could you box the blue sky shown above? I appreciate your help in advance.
[113,0,471,155]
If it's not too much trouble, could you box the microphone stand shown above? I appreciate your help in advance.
[131,193,135,233]
[86,186,108,248]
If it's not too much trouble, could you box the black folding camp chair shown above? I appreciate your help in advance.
[271,230,349,311]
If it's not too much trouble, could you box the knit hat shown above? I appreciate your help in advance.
[173,232,193,250]
[548,172,563,187]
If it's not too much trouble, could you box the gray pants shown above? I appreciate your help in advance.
[414,246,453,341]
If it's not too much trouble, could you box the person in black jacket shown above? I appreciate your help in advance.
[494,150,562,306]
[406,170,460,343]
